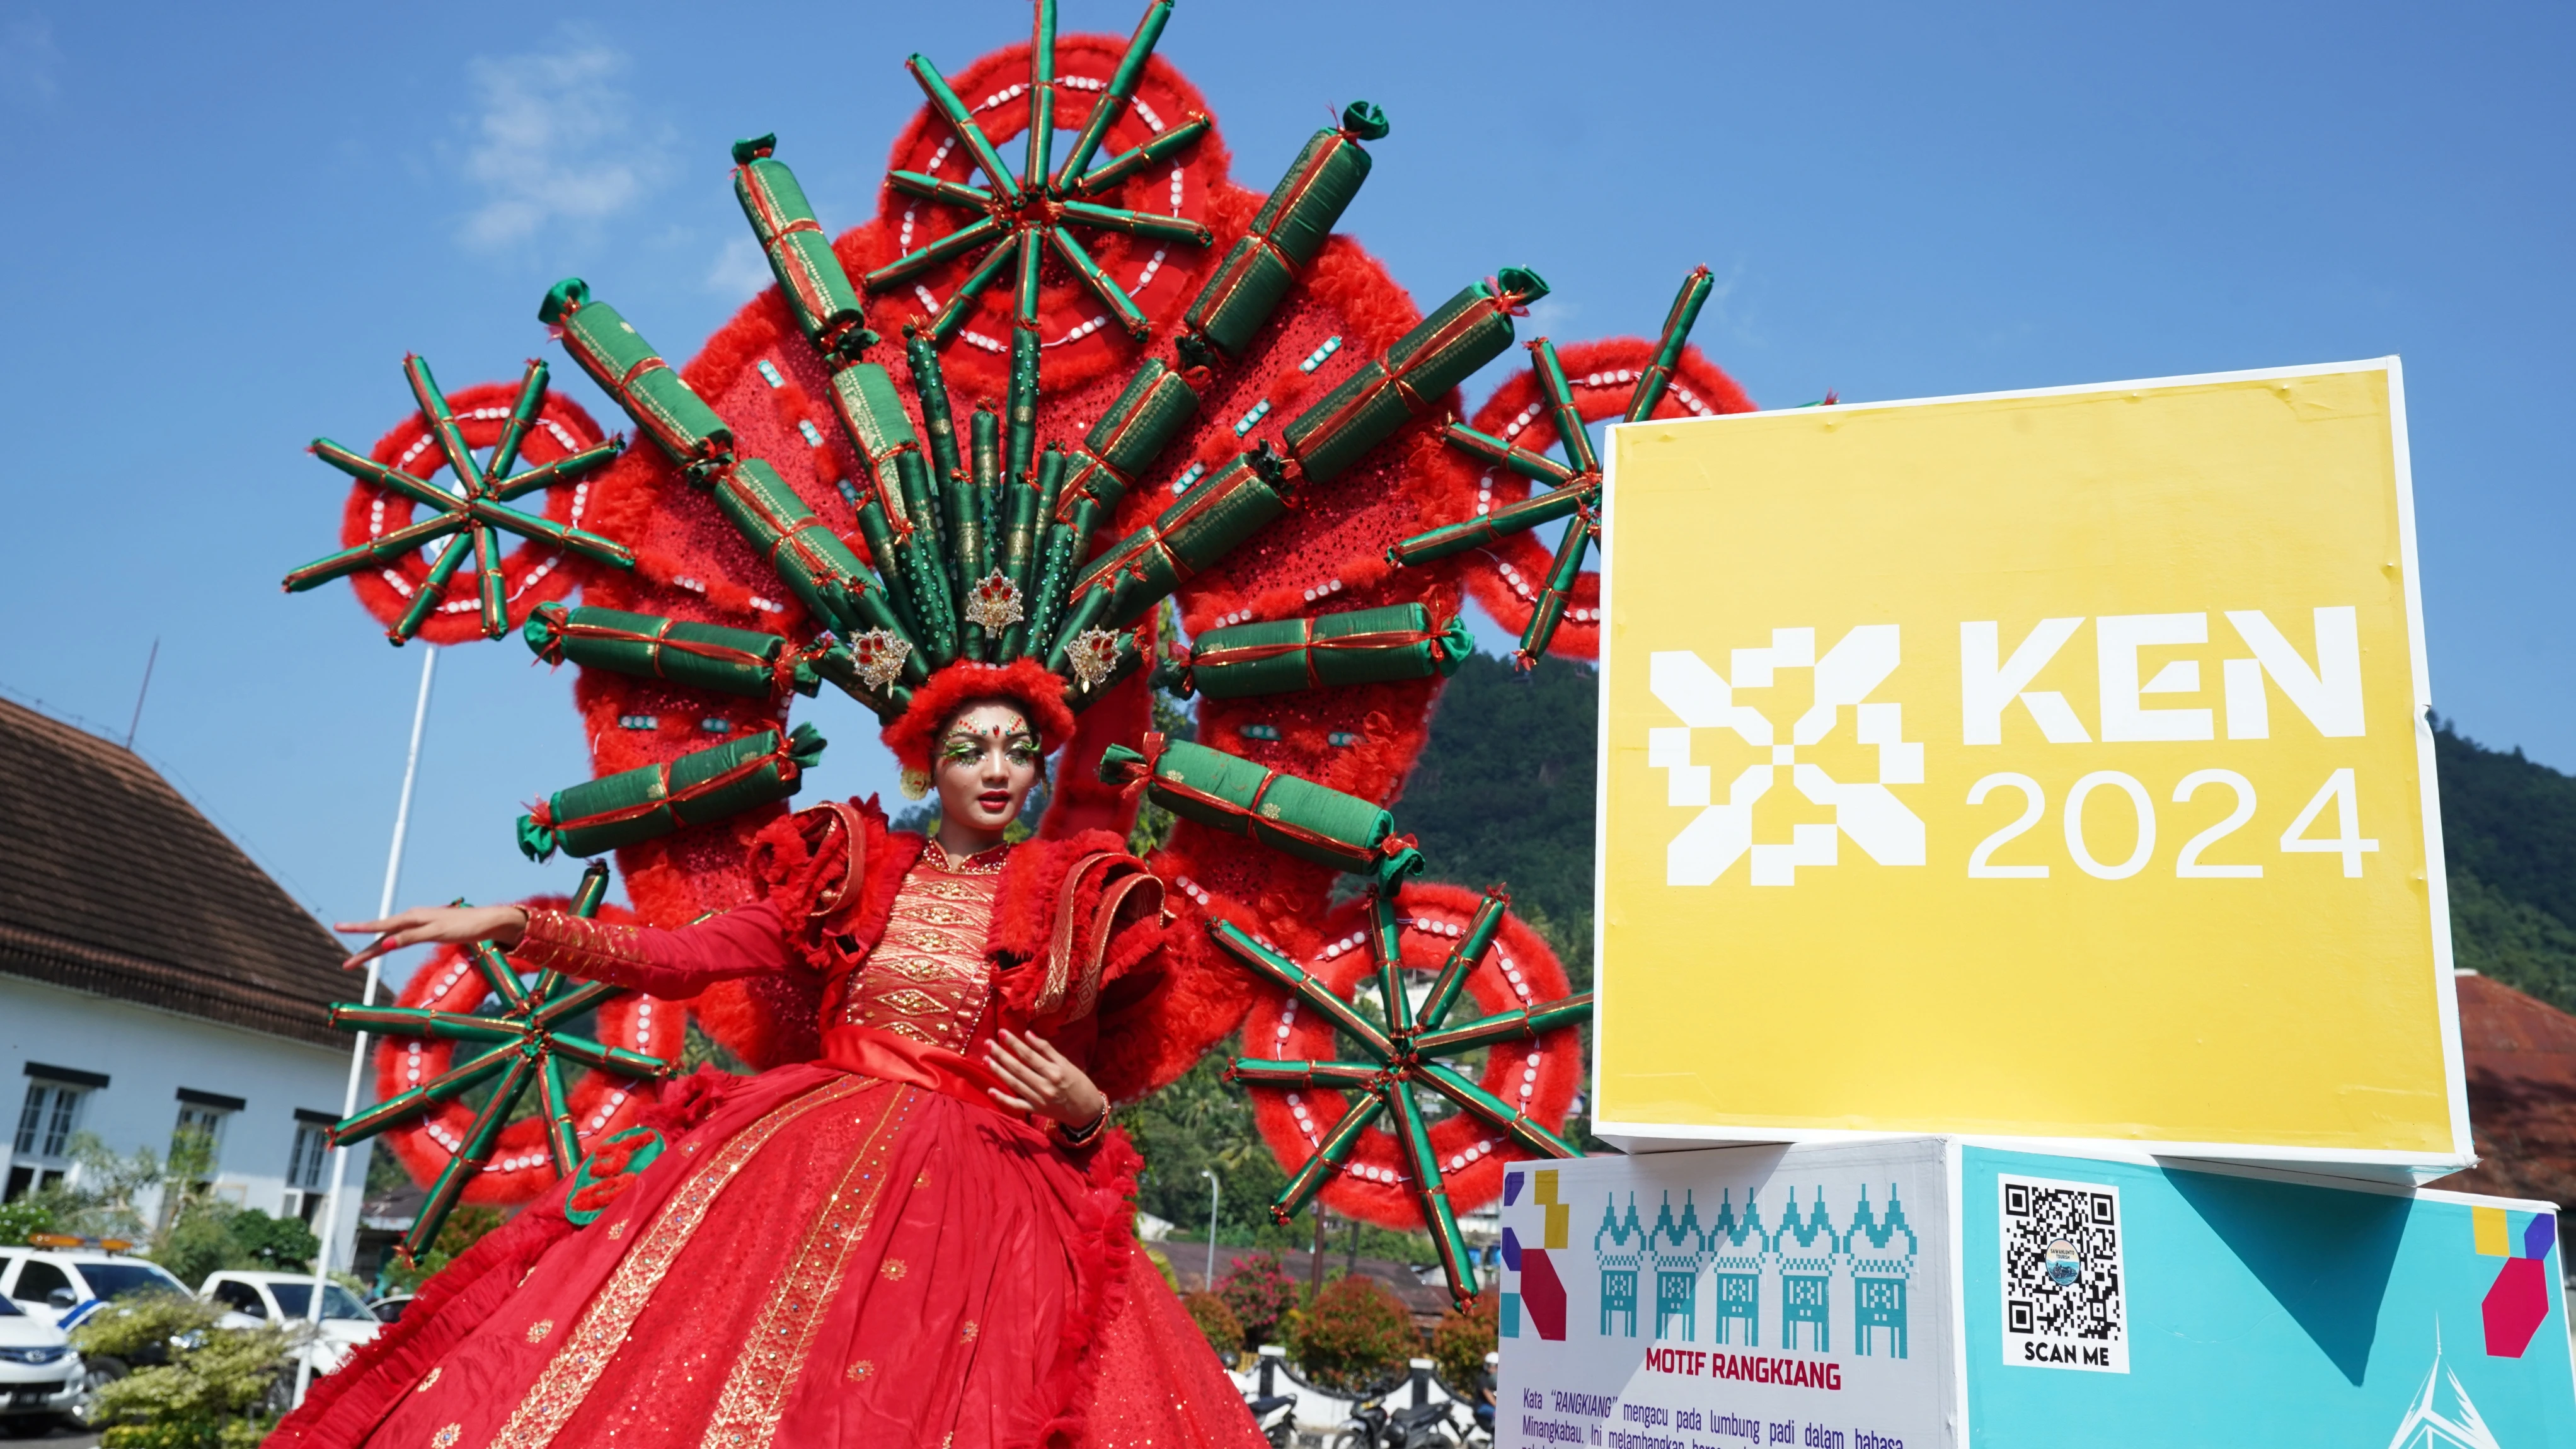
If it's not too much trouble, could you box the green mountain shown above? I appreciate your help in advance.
[2435,721,2576,1012]
[1397,653,1601,990]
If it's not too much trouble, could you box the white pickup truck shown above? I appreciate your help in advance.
[200,1270,384,1375]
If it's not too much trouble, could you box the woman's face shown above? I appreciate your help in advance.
[933,701,1042,838]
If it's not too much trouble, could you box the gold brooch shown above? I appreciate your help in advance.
[845,627,913,689]
[963,570,1025,637]
[1066,627,1127,691]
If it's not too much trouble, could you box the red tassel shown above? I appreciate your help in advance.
[1267,365,1313,411]
[1193,425,1238,470]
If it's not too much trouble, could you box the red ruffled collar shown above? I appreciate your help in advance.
[918,837,1013,876]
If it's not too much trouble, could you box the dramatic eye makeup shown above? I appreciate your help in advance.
[936,718,1038,768]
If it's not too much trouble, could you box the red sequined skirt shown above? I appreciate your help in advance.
[289,1064,1258,1449]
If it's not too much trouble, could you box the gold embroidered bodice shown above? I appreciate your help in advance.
[836,841,1007,1047]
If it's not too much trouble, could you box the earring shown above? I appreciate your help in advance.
[900,768,931,801]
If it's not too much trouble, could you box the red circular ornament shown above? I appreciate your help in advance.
[868,33,1226,394]
[1434,338,1754,662]
[1237,881,1583,1232]
[335,381,613,646]
[370,898,682,1205]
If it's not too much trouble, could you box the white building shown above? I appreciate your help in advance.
[0,697,362,1271]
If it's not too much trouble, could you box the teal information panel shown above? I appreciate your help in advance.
[1964,1147,2575,1446]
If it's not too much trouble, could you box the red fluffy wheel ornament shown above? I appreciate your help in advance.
[1236,881,1582,1231]
[867,27,1227,392]
[1429,336,1754,662]
[324,377,619,646]
[366,896,682,1209]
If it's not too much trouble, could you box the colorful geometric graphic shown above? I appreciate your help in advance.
[1522,1246,1569,1342]
[2470,1206,2558,1358]
[1501,1167,1573,1341]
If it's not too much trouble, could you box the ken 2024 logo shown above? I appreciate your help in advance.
[1648,609,2376,886]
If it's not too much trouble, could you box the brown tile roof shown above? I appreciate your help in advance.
[2429,973,2576,1211]
[0,696,350,1047]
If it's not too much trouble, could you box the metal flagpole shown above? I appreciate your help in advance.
[1200,1168,1220,1290]
[294,644,438,1407]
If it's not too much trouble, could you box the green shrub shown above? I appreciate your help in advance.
[229,1211,319,1272]
[1430,1293,1497,1394]
[1182,1290,1245,1365]
[72,1293,291,1448]
[0,1196,55,1246]
[1289,1274,1416,1393]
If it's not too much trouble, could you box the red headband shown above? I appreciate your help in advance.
[880,658,1079,774]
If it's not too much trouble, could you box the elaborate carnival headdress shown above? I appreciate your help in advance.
[285,0,1754,1302]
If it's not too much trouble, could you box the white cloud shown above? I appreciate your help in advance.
[457,34,667,250]
[0,9,62,106]
[707,236,774,300]
[1525,296,1582,333]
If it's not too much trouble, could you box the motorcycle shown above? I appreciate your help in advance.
[1333,1395,1465,1449]
[1246,1389,1297,1448]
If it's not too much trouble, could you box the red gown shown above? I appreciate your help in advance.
[275,805,1262,1449]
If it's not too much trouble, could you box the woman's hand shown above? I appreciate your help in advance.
[337,904,528,970]
[984,1028,1107,1131]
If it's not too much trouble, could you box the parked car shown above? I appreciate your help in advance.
[0,1247,186,1432]
[200,1271,382,1374]
[0,1247,192,1329]
[365,1293,417,1326]
[0,1293,82,1433]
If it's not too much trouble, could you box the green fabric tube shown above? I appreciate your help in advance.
[1389,476,1589,566]
[1626,265,1717,424]
[1518,510,1595,663]
[518,724,825,861]
[1183,604,1470,699]
[826,364,921,508]
[1044,586,1114,677]
[840,365,948,620]
[998,453,1049,584]
[1179,102,1386,363]
[1067,453,1285,629]
[539,280,732,472]
[949,409,999,659]
[709,458,856,616]
[846,495,922,645]
[1096,736,1420,880]
[730,139,870,362]
[522,602,813,699]
[889,449,958,667]
[1054,361,1202,527]
[1283,269,1548,485]
[1006,297,1041,488]
[904,328,965,502]
[994,464,1044,660]
[1025,519,1079,662]
[710,460,919,681]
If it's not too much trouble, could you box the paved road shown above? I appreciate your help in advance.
[7,1421,98,1446]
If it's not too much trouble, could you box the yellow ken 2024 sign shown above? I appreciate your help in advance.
[1594,360,2465,1167]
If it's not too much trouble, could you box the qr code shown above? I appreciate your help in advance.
[1999,1174,2127,1373]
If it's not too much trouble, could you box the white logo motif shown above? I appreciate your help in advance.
[1648,626,1926,886]
[2386,1332,2500,1449]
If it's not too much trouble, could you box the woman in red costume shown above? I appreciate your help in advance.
[283,661,1264,1449]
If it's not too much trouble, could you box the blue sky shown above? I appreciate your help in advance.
[0,1,2567,963]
